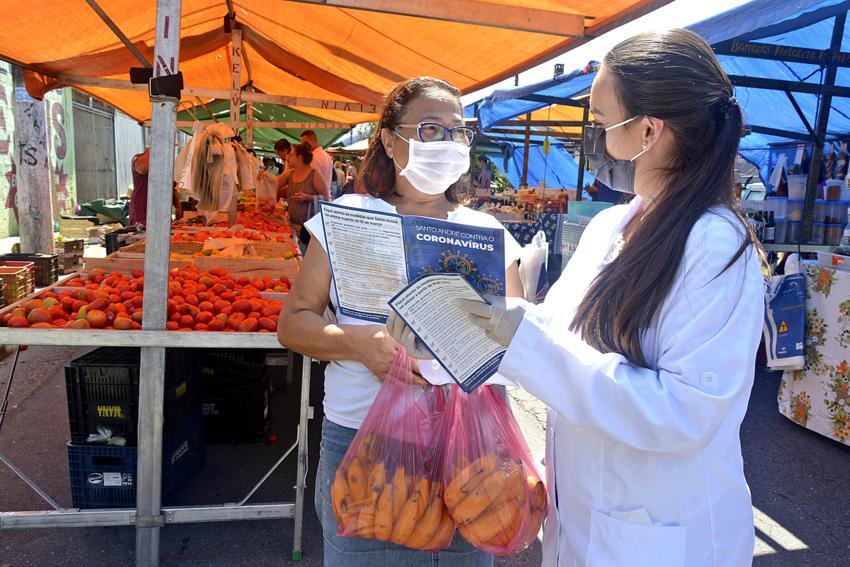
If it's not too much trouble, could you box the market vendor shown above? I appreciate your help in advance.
[129,147,183,225]
[278,76,523,566]
[396,30,766,567]
[277,143,330,248]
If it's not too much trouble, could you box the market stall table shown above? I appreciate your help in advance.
[777,264,850,445]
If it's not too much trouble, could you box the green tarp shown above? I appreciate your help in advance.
[177,100,351,153]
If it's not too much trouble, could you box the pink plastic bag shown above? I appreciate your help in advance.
[331,349,456,550]
[443,385,547,556]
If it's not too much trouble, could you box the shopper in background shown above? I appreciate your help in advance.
[301,129,334,195]
[278,76,523,567]
[129,147,182,225]
[449,29,765,567]
[278,143,330,249]
[274,138,291,175]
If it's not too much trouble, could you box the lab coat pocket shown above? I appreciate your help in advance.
[587,509,687,567]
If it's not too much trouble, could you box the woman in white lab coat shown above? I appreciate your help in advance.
[395,30,765,566]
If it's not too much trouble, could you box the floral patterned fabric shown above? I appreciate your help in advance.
[779,265,850,444]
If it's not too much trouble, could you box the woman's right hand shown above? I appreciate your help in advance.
[353,324,401,379]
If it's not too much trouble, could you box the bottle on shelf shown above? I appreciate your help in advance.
[763,211,776,244]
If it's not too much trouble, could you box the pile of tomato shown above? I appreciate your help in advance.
[0,265,290,332]
[211,211,292,234]
[171,229,291,243]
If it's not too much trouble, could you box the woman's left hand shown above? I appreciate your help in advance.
[456,295,531,347]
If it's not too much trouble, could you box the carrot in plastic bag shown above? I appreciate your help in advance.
[443,384,548,556]
[331,348,456,551]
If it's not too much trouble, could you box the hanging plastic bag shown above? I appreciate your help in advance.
[519,230,548,304]
[443,384,547,556]
[255,172,278,213]
[332,349,456,551]
[763,272,806,370]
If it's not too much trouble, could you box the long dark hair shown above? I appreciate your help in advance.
[357,77,463,202]
[571,29,754,367]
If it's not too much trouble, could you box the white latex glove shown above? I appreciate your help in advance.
[385,310,434,360]
[456,295,531,347]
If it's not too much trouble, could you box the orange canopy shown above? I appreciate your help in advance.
[0,0,668,124]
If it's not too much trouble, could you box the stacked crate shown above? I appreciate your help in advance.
[0,265,32,306]
[0,261,35,295]
[55,238,85,274]
[200,349,272,443]
[65,347,206,508]
[0,253,60,286]
[105,226,141,255]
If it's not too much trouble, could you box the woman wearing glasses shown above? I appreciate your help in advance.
[436,30,763,566]
[278,76,523,566]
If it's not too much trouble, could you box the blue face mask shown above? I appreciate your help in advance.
[583,116,648,194]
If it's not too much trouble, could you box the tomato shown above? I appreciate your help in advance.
[24,308,48,324]
[23,299,44,314]
[86,310,108,329]
[238,317,259,333]
[231,300,252,314]
[113,317,133,330]
[166,321,180,331]
[258,317,276,332]
[196,312,214,325]
[88,298,109,311]
[7,316,30,328]
[207,319,226,331]
[65,319,90,329]
[179,315,195,328]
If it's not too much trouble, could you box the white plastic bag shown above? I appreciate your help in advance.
[256,172,278,212]
[518,230,548,303]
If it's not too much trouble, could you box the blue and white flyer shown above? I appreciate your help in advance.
[320,202,506,323]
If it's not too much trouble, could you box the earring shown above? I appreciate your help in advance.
[642,141,648,150]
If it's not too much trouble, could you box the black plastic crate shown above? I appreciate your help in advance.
[200,353,271,443]
[68,408,206,509]
[105,227,139,255]
[0,253,60,286]
[66,347,201,445]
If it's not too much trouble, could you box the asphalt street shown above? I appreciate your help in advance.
[0,346,847,566]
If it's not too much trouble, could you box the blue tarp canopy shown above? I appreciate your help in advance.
[472,0,850,188]
[473,63,598,131]
[690,0,850,183]
[481,143,592,190]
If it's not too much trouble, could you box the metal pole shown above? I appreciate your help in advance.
[802,12,845,243]
[521,113,531,187]
[84,0,152,68]
[291,355,313,561]
[136,1,181,565]
[230,28,243,127]
[575,105,589,201]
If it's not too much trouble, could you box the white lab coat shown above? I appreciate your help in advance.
[499,196,764,567]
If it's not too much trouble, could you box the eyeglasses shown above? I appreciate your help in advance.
[395,122,476,146]
[582,116,640,155]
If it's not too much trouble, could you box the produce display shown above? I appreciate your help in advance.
[171,229,290,243]
[0,266,289,332]
[210,211,292,233]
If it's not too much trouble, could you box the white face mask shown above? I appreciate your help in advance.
[392,133,470,195]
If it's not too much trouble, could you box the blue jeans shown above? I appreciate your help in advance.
[316,417,494,567]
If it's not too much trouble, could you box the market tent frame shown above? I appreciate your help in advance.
[0,0,675,130]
